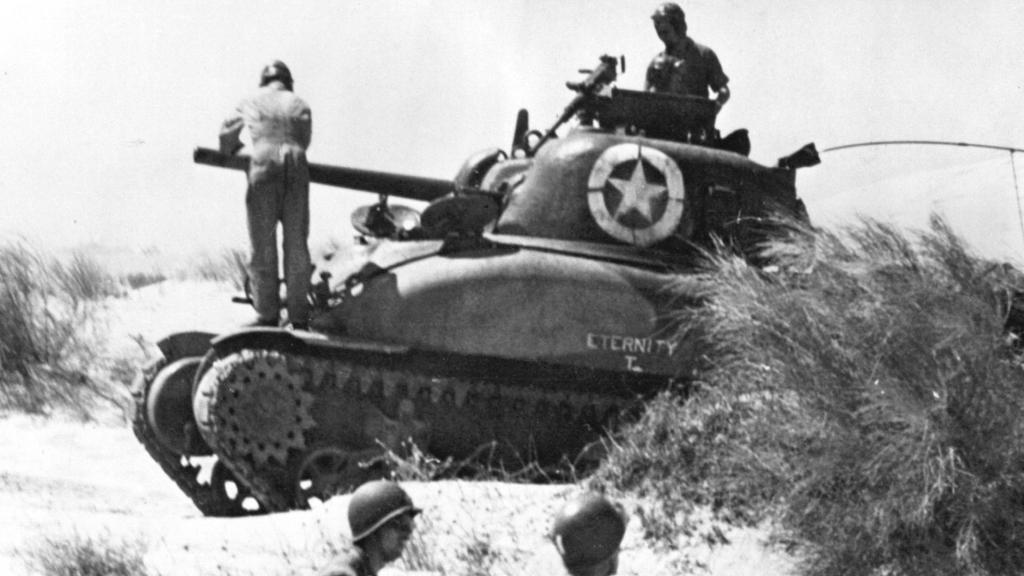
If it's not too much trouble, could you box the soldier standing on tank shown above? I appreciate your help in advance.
[645,2,731,111]
[318,480,422,576]
[551,492,629,576]
[220,60,313,330]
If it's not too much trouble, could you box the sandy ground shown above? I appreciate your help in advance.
[0,280,800,576]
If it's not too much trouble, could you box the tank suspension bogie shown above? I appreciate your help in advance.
[294,446,386,508]
[191,344,641,512]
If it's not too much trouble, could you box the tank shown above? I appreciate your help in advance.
[129,55,819,515]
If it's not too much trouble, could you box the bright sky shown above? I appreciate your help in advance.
[2,0,1023,262]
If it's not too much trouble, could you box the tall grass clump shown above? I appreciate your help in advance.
[187,247,248,290]
[53,250,122,300]
[599,215,1024,576]
[17,529,150,576]
[0,242,108,412]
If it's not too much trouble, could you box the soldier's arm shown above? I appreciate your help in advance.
[714,84,731,108]
[644,62,656,91]
[219,108,245,155]
[707,50,731,108]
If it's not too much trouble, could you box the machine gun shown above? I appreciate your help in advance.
[529,55,623,153]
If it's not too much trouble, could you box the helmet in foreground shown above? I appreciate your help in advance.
[552,493,628,571]
[348,480,422,542]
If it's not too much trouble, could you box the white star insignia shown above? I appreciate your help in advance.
[607,160,667,226]
[587,143,685,247]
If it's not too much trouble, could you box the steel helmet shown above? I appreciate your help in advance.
[552,492,628,569]
[259,60,293,89]
[348,480,422,542]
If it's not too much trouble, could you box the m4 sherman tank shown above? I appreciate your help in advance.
[130,55,819,516]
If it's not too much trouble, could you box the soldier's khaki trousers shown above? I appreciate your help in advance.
[246,149,311,325]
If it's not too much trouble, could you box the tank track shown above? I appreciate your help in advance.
[195,344,648,513]
[130,357,256,517]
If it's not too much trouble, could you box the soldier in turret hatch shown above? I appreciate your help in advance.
[645,2,731,111]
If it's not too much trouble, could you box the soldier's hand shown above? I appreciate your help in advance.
[219,117,245,154]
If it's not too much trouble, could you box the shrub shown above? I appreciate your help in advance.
[599,215,1024,575]
[0,244,85,374]
[53,250,122,300]
[0,242,103,413]
[187,248,248,290]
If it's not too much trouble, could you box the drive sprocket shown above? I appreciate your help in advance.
[194,349,316,467]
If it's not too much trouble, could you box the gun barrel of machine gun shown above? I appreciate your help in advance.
[193,147,454,204]
[566,54,620,93]
[529,55,620,154]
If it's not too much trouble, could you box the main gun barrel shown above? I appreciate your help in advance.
[193,147,454,203]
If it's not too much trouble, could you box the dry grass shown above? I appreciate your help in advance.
[53,250,124,301]
[0,242,251,418]
[185,248,248,291]
[16,529,149,576]
[598,215,1024,576]
[0,243,114,415]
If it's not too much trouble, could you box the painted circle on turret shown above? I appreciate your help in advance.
[586,143,684,247]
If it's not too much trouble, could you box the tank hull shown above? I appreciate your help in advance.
[186,236,690,511]
[314,235,693,376]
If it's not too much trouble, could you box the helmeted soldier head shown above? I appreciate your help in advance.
[259,60,294,91]
[348,479,419,545]
[651,2,687,47]
[552,492,628,576]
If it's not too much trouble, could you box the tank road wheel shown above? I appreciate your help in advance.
[293,446,384,508]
